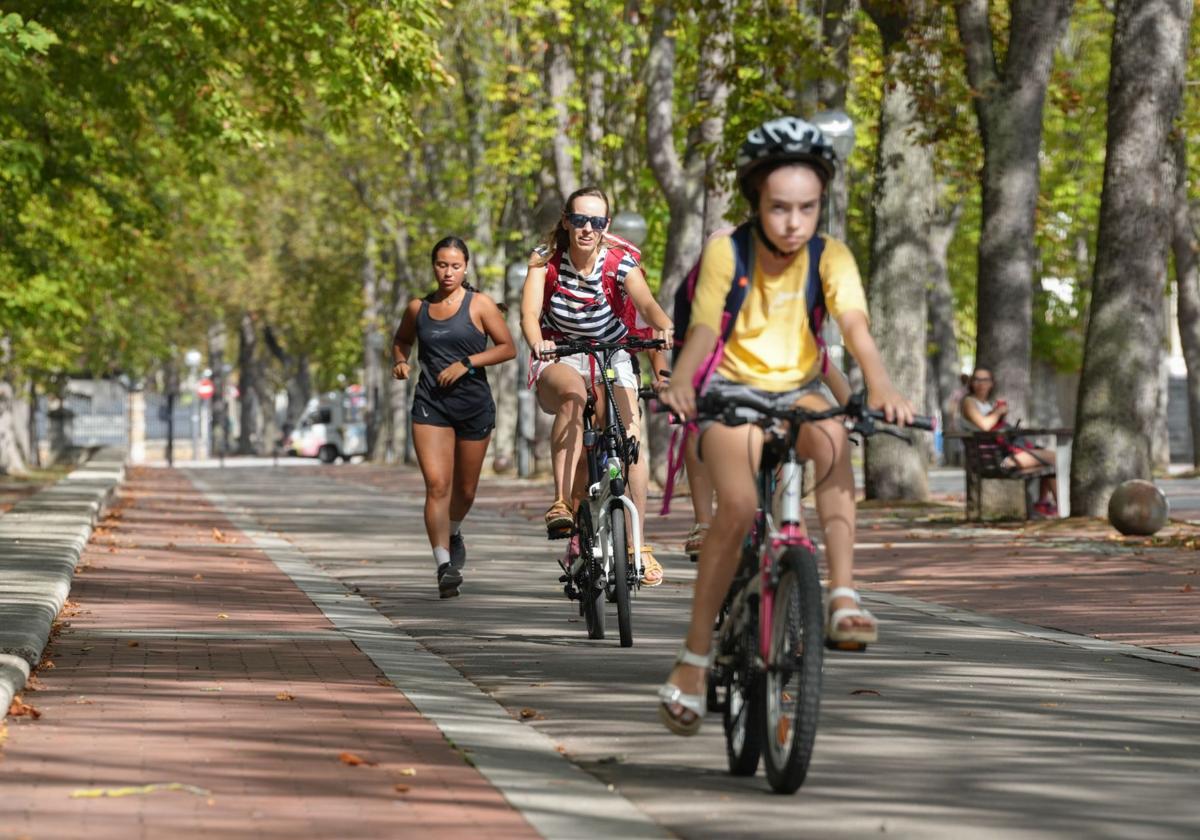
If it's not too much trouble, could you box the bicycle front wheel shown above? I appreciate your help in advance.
[761,546,824,794]
[609,504,632,647]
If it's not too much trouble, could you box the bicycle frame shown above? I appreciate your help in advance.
[756,443,811,661]
[577,344,643,581]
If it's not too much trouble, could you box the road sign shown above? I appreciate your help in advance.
[196,378,214,400]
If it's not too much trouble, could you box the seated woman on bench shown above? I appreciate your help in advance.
[960,367,1058,517]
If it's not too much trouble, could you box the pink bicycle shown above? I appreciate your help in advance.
[699,390,932,793]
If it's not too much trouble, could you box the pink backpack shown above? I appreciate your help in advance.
[539,233,653,340]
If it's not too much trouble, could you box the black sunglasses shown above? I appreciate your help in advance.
[565,213,609,231]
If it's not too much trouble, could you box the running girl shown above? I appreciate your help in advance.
[392,236,516,598]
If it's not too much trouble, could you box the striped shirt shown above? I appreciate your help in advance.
[542,246,638,342]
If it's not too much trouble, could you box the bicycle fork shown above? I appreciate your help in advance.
[760,457,810,661]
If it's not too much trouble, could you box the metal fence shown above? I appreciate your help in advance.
[35,381,199,448]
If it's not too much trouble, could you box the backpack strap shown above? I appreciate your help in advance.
[691,221,755,393]
[805,235,829,375]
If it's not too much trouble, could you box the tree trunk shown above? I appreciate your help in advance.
[954,0,1074,422]
[1173,136,1200,468]
[645,0,733,484]
[1071,0,1192,515]
[546,36,579,199]
[927,199,964,417]
[363,230,388,462]
[861,3,932,501]
[0,379,28,476]
[208,322,229,457]
[237,312,262,455]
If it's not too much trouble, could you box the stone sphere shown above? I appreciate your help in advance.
[1108,479,1169,536]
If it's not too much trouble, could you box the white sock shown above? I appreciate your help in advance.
[450,520,463,536]
[433,546,451,569]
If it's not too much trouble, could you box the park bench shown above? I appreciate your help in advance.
[947,427,1073,520]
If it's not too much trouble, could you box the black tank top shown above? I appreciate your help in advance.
[415,290,492,409]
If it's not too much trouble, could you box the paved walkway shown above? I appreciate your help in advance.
[0,468,537,839]
[3,460,1199,838]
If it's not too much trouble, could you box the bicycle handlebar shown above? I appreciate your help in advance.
[545,336,668,358]
[692,389,936,433]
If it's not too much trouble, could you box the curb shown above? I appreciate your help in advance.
[0,448,126,720]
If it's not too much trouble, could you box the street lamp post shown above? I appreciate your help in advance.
[810,110,857,370]
[609,211,648,248]
[508,260,535,478]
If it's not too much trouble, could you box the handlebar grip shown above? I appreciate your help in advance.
[860,407,936,431]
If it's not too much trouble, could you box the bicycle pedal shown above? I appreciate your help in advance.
[558,574,569,583]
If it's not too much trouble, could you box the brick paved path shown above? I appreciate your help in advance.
[0,468,537,839]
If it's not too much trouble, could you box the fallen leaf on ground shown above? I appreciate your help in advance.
[339,752,377,767]
[375,677,394,687]
[276,692,295,701]
[127,641,139,648]
[1183,584,1194,593]
[70,782,210,799]
[8,696,42,719]
[849,689,882,697]
[200,686,223,692]
[212,527,235,543]
[193,574,203,581]
[519,708,539,719]
[394,784,411,794]
[216,613,229,619]
[397,767,417,777]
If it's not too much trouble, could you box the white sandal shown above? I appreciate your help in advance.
[826,587,878,650]
[657,645,712,736]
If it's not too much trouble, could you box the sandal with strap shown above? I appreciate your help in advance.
[825,586,878,651]
[639,547,663,587]
[544,498,573,539]
[684,523,709,561]
[657,645,713,736]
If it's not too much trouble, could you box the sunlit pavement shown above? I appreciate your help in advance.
[3,461,1198,838]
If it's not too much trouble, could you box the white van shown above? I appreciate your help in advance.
[285,391,367,463]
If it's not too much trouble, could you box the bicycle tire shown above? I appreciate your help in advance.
[761,547,824,794]
[576,506,605,640]
[722,628,763,776]
[610,504,632,647]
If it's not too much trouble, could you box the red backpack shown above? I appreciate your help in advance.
[539,232,654,340]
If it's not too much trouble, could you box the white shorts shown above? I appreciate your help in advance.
[531,348,639,391]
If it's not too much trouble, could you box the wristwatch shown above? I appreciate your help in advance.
[461,356,476,375]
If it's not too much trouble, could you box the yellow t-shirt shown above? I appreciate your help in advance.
[689,232,867,391]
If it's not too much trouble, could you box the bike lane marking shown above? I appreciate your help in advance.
[188,472,672,840]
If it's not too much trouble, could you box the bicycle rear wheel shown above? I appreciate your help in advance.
[576,507,605,640]
[761,546,824,794]
[610,504,632,647]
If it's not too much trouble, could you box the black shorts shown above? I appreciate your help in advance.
[412,395,495,441]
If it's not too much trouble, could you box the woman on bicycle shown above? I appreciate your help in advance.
[393,236,516,598]
[658,117,914,735]
[521,186,674,586]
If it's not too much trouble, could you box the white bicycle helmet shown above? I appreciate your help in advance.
[735,117,837,201]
